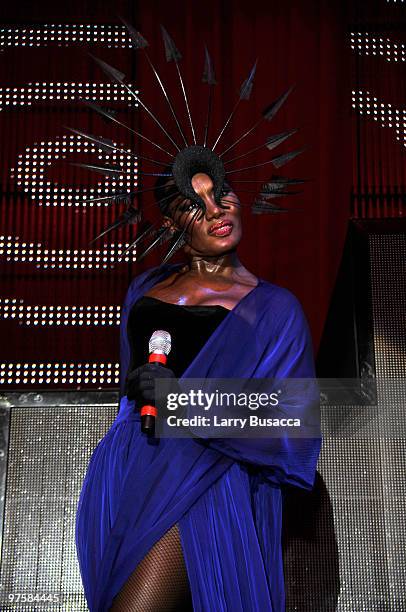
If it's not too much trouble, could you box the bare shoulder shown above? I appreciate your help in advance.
[144,267,188,299]
[236,266,259,287]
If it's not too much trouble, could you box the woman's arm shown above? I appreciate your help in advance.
[119,266,163,398]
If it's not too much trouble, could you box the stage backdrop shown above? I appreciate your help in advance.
[0,0,404,389]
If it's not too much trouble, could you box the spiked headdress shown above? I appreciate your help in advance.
[69,21,307,265]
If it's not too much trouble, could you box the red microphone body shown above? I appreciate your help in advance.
[140,330,172,435]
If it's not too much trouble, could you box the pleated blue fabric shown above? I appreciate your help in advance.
[75,263,322,611]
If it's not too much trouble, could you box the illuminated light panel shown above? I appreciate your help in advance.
[0,236,137,269]
[350,32,406,63]
[0,298,120,326]
[0,24,134,48]
[0,362,120,385]
[11,134,138,207]
[351,89,406,146]
[0,82,137,111]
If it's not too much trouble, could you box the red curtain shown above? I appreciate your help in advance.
[349,0,406,218]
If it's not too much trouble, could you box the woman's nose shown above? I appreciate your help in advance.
[204,197,224,220]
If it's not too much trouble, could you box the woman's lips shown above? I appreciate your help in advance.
[209,222,233,237]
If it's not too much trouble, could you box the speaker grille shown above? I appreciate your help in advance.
[0,395,117,611]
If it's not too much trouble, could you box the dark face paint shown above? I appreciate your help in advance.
[166,174,243,257]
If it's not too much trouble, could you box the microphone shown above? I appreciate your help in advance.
[140,330,172,435]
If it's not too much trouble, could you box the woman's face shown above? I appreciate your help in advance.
[166,173,242,257]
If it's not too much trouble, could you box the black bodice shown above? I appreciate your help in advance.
[127,295,229,377]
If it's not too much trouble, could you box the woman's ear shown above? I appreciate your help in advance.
[162,216,179,234]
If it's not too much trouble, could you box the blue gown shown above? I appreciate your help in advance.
[75,262,322,611]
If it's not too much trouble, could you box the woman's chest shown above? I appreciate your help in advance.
[145,274,257,310]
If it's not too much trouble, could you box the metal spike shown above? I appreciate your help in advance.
[224,179,270,183]
[80,191,133,206]
[252,207,290,215]
[203,86,213,147]
[218,196,291,211]
[202,46,216,85]
[160,25,182,61]
[81,182,174,208]
[67,121,119,152]
[119,221,156,260]
[71,162,124,177]
[160,26,197,145]
[252,205,303,215]
[219,86,294,157]
[223,129,298,165]
[121,20,188,146]
[161,209,200,265]
[82,100,117,121]
[137,226,173,262]
[175,61,197,145]
[79,183,176,206]
[271,148,305,168]
[89,206,140,245]
[229,176,307,184]
[239,60,258,100]
[263,176,307,189]
[82,99,174,158]
[266,129,298,151]
[91,54,181,152]
[263,86,294,121]
[70,129,117,155]
[259,190,302,199]
[212,60,257,151]
[142,172,173,177]
[83,101,118,122]
[119,17,149,49]
[226,188,301,198]
[160,232,186,265]
[252,199,290,214]
[89,54,126,82]
[202,46,216,147]
[226,148,305,175]
[153,190,182,215]
[261,179,300,193]
[145,55,189,146]
[66,127,167,167]
[218,196,280,210]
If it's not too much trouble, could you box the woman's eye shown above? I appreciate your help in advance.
[178,201,190,212]
[179,201,198,213]
[181,202,201,212]
[220,188,230,198]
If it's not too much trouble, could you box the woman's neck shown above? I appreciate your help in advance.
[184,250,244,279]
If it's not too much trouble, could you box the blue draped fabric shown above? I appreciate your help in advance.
[75,263,322,611]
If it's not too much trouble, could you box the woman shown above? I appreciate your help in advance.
[75,171,322,611]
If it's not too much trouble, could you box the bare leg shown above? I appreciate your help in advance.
[109,523,193,612]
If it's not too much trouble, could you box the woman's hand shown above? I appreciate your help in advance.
[125,362,176,409]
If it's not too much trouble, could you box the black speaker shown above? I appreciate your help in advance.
[316,218,405,381]
[282,218,405,611]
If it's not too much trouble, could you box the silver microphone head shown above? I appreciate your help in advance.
[149,330,172,355]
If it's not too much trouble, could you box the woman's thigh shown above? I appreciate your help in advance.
[109,523,193,612]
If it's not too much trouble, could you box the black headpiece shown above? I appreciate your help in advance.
[69,21,307,264]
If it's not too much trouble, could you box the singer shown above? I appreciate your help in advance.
[75,171,322,611]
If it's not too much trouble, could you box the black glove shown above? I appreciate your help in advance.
[125,362,176,409]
